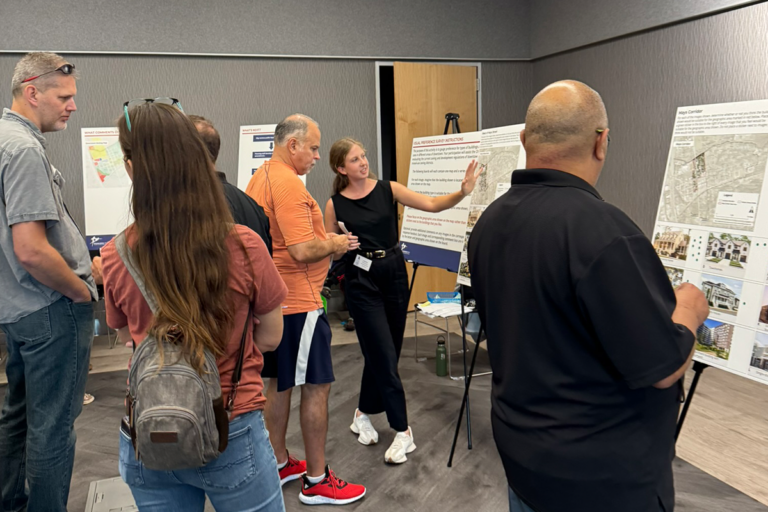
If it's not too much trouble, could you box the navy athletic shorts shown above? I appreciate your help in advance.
[262,309,335,392]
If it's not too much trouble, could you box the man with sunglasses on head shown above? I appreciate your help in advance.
[0,52,96,512]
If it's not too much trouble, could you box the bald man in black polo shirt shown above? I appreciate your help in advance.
[468,80,709,512]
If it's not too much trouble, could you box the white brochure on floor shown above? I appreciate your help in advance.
[652,99,768,385]
[81,127,132,251]
[237,124,305,191]
[457,124,526,286]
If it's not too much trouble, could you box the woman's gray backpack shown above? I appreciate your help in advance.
[115,231,250,471]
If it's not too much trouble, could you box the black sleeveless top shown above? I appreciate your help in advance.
[331,181,398,251]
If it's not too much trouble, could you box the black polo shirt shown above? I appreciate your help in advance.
[468,169,693,512]
[217,172,272,256]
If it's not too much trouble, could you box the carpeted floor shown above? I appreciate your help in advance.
[1,335,766,512]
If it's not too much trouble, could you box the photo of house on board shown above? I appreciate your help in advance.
[696,318,734,361]
[750,333,768,381]
[653,226,690,264]
[703,232,750,278]
[664,266,684,288]
[701,274,742,318]
[757,286,768,331]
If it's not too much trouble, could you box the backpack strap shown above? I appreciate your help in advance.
[114,230,160,315]
[227,304,252,413]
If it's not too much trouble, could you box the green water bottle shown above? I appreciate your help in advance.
[436,336,447,377]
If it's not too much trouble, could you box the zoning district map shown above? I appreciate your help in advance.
[85,138,131,189]
[658,134,768,231]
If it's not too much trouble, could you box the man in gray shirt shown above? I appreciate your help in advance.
[0,52,96,512]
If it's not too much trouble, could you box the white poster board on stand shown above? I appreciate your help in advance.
[652,99,768,385]
[237,124,305,191]
[81,127,131,251]
[457,124,526,286]
[399,132,481,272]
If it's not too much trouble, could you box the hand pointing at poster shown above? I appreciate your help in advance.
[460,159,483,196]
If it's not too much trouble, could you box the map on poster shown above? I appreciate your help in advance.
[81,128,132,250]
[457,124,526,286]
[653,100,768,386]
[237,124,305,191]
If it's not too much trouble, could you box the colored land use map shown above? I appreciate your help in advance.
[658,134,768,231]
[85,138,131,189]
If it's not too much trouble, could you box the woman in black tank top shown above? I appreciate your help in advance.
[324,138,480,465]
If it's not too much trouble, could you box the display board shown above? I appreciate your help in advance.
[237,124,304,191]
[457,124,526,286]
[653,99,768,385]
[399,132,481,272]
[81,127,131,251]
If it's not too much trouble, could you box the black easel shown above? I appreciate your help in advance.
[448,323,485,467]
[675,360,709,440]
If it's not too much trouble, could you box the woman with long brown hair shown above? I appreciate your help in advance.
[324,138,480,464]
[101,99,288,511]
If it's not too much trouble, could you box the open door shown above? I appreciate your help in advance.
[394,62,478,310]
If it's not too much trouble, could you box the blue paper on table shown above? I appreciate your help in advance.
[427,292,461,304]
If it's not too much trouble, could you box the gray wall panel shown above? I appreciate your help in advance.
[1,0,529,60]
[0,55,530,234]
[0,54,378,231]
[482,62,533,130]
[530,0,756,58]
[532,2,768,235]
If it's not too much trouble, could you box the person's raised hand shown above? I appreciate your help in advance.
[460,159,483,196]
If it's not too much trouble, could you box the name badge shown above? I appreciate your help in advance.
[354,255,373,271]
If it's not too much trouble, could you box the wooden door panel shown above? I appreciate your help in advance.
[393,62,478,310]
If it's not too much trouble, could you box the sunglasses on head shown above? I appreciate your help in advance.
[21,63,75,84]
[122,97,184,132]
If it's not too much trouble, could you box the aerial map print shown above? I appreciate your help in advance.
[658,134,768,231]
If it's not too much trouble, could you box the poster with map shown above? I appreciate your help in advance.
[653,100,768,385]
[81,128,132,250]
[457,124,526,286]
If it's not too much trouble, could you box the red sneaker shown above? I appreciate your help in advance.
[299,466,366,505]
[278,452,307,486]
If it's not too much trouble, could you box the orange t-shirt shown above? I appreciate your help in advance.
[101,225,288,419]
[245,159,328,315]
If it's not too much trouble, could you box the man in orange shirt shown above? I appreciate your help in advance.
[246,114,366,506]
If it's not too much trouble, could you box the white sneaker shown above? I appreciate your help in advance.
[350,409,379,445]
[384,427,416,464]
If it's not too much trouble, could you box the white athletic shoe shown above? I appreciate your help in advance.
[384,427,416,464]
[350,409,379,445]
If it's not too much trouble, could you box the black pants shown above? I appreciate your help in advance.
[345,249,409,432]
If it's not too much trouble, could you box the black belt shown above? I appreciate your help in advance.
[356,245,400,259]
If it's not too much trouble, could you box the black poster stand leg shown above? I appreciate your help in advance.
[675,360,708,441]
[448,324,484,467]
[459,285,471,449]
[407,262,420,304]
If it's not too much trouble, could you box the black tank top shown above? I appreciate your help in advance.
[331,181,398,251]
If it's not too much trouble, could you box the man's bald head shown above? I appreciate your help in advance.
[524,80,607,162]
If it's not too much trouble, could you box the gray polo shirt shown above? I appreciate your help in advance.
[0,108,97,324]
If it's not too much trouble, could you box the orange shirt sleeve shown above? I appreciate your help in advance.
[101,241,129,330]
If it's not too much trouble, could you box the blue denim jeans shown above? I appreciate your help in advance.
[120,409,285,512]
[508,487,537,512]
[0,297,94,512]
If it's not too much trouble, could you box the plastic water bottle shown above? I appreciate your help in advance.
[436,336,447,377]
